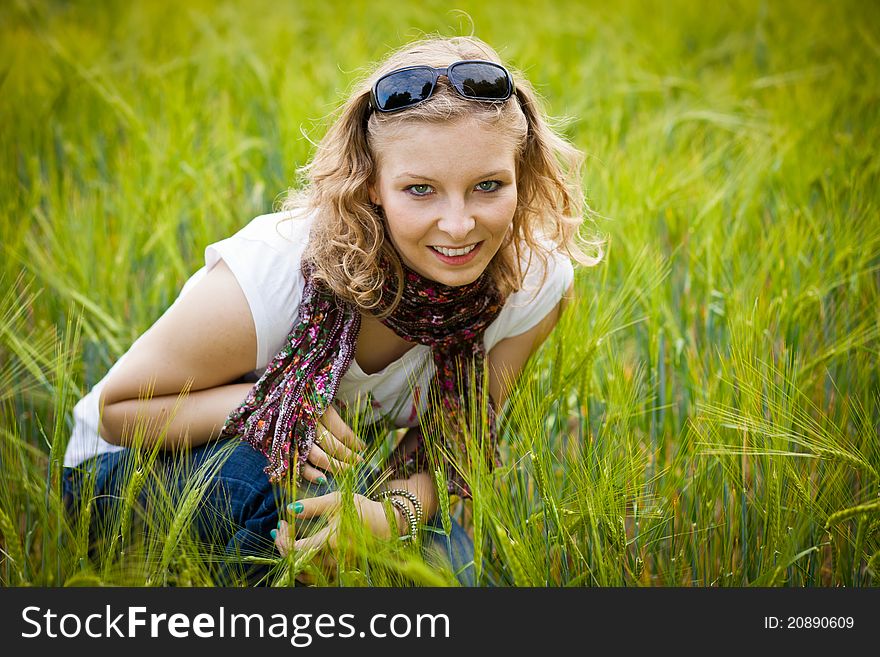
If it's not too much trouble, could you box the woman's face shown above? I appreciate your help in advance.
[369,117,518,287]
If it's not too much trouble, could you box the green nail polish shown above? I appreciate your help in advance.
[277,520,282,529]
[288,501,303,513]
[317,476,327,485]
[270,529,277,539]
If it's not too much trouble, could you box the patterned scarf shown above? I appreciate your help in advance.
[217,251,505,498]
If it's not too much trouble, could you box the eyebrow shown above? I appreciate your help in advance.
[394,169,513,182]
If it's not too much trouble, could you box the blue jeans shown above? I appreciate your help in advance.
[62,437,482,586]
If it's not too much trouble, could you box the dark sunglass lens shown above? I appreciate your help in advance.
[449,63,511,99]
[375,68,435,111]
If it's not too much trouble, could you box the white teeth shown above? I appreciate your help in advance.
[432,244,478,257]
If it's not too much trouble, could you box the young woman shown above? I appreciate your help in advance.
[62,35,602,585]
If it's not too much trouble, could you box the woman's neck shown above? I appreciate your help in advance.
[355,312,417,375]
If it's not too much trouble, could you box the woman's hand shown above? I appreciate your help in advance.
[273,491,403,584]
[301,405,367,485]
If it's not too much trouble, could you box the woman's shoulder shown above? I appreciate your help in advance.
[484,237,574,348]
[509,235,574,307]
[203,207,318,370]
[225,207,316,251]
[203,207,317,290]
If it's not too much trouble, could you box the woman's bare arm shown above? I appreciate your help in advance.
[98,258,258,448]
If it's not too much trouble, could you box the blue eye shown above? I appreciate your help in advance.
[406,184,433,196]
[476,180,502,192]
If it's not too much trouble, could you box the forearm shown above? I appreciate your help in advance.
[99,382,254,449]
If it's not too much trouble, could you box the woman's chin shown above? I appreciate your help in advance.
[430,274,478,287]
[427,259,488,286]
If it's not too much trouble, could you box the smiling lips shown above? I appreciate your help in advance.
[430,243,479,257]
[428,241,483,264]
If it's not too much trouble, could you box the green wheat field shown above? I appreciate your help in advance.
[1,0,878,587]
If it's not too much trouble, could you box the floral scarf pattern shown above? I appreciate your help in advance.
[218,252,504,498]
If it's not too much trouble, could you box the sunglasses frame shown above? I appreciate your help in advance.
[369,59,515,113]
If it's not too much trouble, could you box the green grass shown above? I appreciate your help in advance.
[1,0,878,586]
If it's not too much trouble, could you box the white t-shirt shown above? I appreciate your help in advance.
[64,210,574,467]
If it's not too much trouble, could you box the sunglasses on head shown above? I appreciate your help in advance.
[369,59,515,113]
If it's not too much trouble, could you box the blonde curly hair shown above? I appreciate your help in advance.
[279,35,603,318]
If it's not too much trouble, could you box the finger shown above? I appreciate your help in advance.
[320,406,367,452]
[274,519,294,556]
[301,461,329,485]
[318,548,338,578]
[287,491,341,520]
[316,424,363,465]
[308,442,354,474]
[296,567,318,586]
[294,524,336,553]
[297,549,336,586]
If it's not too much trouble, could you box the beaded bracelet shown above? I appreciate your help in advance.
[388,498,418,542]
[379,488,424,526]
[371,489,423,541]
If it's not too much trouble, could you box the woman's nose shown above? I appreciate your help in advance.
[437,202,476,241]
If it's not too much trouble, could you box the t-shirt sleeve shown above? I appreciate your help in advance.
[483,245,574,351]
[203,211,312,370]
